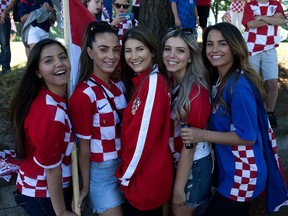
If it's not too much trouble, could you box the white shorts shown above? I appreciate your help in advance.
[27,26,49,45]
[249,48,278,81]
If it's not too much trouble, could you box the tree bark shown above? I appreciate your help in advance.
[138,0,174,46]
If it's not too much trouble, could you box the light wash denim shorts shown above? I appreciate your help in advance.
[249,48,278,81]
[89,158,124,213]
[185,154,213,208]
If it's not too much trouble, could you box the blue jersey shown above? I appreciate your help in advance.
[210,72,267,202]
[19,0,53,32]
[170,0,197,29]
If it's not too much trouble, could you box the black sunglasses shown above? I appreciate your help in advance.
[114,3,130,9]
[168,26,195,35]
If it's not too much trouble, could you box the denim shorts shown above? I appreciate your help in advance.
[89,157,124,213]
[185,154,213,208]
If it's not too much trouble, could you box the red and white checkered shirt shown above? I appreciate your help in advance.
[133,0,140,7]
[223,10,232,23]
[16,88,74,198]
[117,19,138,45]
[0,0,11,15]
[230,144,257,201]
[69,75,127,162]
[230,0,245,13]
[242,0,285,56]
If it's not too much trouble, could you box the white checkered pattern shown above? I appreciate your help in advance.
[16,89,74,198]
[223,10,231,23]
[70,76,126,162]
[230,0,245,13]
[230,144,257,201]
[0,0,11,15]
[243,1,284,55]
[117,19,138,45]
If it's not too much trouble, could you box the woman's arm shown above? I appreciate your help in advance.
[173,146,195,205]
[181,128,254,146]
[77,138,90,209]
[46,166,76,216]
[171,2,181,27]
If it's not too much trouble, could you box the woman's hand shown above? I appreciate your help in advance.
[181,127,205,144]
[71,189,88,212]
[172,189,186,208]
[111,14,126,26]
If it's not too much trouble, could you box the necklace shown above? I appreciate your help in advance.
[212,77,221,99]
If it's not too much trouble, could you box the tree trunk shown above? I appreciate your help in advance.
[138,0,174,46]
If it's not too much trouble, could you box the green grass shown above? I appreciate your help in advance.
[0,65,24,150]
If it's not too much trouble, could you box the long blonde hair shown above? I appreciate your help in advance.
[162,29,210,122]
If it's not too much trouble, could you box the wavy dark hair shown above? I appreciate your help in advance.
[10,39,68,159]
[201,22,266,110]
[121,25,168,101]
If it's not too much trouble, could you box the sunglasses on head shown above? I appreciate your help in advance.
[114,3,130,9]
[168,26,195,35]
[90,21,119,34]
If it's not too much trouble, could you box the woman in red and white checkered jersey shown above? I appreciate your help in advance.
[110,0,138,45]
[69,21,126,216]
[11,39,76,216]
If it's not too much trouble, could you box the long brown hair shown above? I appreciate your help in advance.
[201,22,266,110]
[10,39,68,159]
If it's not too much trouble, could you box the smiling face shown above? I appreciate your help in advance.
[124,39,154,74]
[206,29,234,76]
[163,37,191,78]
[87,0,103,16]
[36,44,70,96]
[87,32,120,79]
[113,0,129,15]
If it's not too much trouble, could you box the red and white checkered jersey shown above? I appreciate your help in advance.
[230,0,245,13]
[230,144,257,201]
[117,19,138,45]
[16,88,74,198]
[242,0,285,55]
[0,0,11,15]
[223,10,232,23]
[169,83,211,163]
[69,75,127,163]
[133,0,140,7]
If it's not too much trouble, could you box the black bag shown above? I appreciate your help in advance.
[12,0,21,22]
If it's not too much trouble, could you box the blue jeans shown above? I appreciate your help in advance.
[0,16,11,72]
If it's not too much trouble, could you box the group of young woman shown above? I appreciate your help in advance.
[10,19,268,216]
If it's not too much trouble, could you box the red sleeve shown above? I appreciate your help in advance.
[31,106,65,168]
[275,1,285,17]
[69,88,94,139]
[242,2,254,27]
[187,84,211,129]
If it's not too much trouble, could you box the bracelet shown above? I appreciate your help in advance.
[203,129,208,142]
